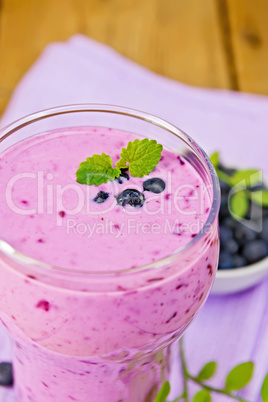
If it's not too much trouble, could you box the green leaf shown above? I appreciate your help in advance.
[192,389,211,402]
[225,362,254,391]
[251,190,268,207]
[261,374,268,402]
[230,169,261,188]
[197,362,217,381]
[216,169,232,186]
[76,153,121,185]
[210,152,220,168]
[154,381,170,402]
[230,191,249,219]
[116,138,163,177]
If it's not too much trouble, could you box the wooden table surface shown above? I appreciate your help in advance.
[0,0,267,117]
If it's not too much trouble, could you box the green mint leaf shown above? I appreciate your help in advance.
[261,374,268,402]
[210,152,220,168]
[230,169,261,188]
[76,153,121,185]
[116,138,163,177]
[251,190,268,207]
[197,361,217,381]
[230,191,249,219]
[154,381,170,402]
[225,362,254,391]
[192,389,211,402]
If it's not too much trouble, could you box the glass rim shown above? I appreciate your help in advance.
[0,103,221,276]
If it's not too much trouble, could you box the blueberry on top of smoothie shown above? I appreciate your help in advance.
[116,169,130,184]
[143,178,166,194]
[116,189,145,207]
[0,362,13,386]
[93,191,109,204]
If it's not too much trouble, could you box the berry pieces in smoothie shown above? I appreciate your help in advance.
[93,191,109,204]
[36,300,50,312]
[116,189,145,207]
[143,178,166,194]
[0,362,13,386]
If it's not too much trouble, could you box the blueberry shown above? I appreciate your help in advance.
[219,225,233,244]
[260,217,268,242]
[222,217,237,230]
[235,224,257,242]
[249,183,265,192]
[116,169,130,184]
[224,239,239,255]
[218,164,236,176]
[232,255,247,268]
[116,189,145,207]
[263,207,268,218]
[93,191,109,204]
[219,194,229,220]
[143,178,166,194]
[218,251,234,269]
[0,362,13,386]
[251,204,265,221]
[219,180,231,195]
[242,240,268,263]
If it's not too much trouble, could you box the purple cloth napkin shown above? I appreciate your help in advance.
[1,35,268,401]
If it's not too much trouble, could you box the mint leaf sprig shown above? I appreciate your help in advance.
[210,151,268,219]
[116,138,163,178]
[76,153,121,185]
[76,139,163,186]
[154,337,268,402]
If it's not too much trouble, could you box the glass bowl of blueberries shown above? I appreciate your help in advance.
[210,152,268,294]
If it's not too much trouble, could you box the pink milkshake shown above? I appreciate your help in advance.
[0,105,220,401]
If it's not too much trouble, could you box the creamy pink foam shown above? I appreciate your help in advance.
[0,127,210,271]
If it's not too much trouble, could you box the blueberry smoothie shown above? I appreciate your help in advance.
[0,124,219,401]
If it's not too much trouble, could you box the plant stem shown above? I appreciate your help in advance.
[177,337,251,402]
[188,374,250,402]
[169,393,185,402]
[179,338,189,402]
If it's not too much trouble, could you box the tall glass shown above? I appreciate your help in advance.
[0,105,220,402]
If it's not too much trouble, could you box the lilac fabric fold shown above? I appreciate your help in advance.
[1,35,268,401]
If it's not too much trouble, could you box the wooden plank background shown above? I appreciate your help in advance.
[0,0,267,117]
